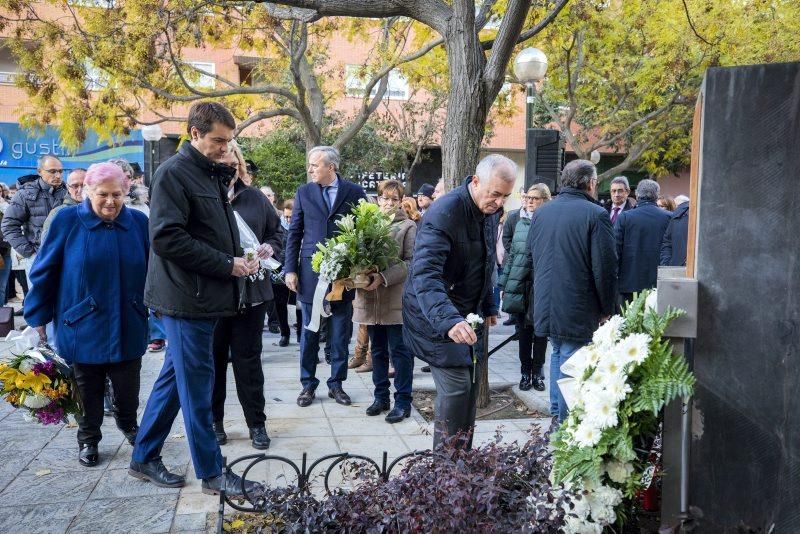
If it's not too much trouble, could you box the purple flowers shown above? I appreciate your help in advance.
[32,361,56,377]
[35,402,66,425]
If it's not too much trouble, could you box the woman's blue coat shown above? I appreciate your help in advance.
[24,199,150,364]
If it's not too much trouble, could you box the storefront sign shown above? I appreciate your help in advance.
[0,122,144,184]
[351,171,408,194]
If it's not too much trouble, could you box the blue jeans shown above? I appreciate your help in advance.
[148,312,166,341]
[299,300,352,390]
[0,252,11,305]
[549,337,589,422]
[133,316,222,480]
[368,324,413,409]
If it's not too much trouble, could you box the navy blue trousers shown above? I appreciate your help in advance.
[368,324,413,409]
[299,300,351,390]
[132,316,223,480]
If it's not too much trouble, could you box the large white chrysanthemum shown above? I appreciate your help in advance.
[573,419,603,448]
[592,315,624,348]
[584,391,619,430]
[615,333,652,366]
[604,374,633,403]
[595,352,626,380]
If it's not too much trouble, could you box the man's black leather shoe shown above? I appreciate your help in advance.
[129,459,185,488]
[79,443,98,467]
[532,374,546,392]
[324,352,331,365]
[202,471,263,499]
[213,421,227,445]
[328,388,351,406]
[120,425,138,446]
[297,387,316,407]
[249,426,271,450]
[278,336,289,347]
[385,406,411,424]
[421,365,431,373]
[365,399,390,416]
[519,374,533,391]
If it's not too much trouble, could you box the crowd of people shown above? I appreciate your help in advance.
[0,100,689,498]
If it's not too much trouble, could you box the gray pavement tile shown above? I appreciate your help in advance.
[0,469,103,505]
[0,451,33,492]
[89,468,182,499]
[224,436,340,461]
[0,501,77,534]
[265,400,326,420]
[329,416,401,437]
[334,435,411,458]
[68,494,177,534]
[25,442,121,473]
[170,512,207,533]
[268,417,333,438]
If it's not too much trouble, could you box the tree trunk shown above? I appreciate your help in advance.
[440,18,490,192]
[476,324,491,409]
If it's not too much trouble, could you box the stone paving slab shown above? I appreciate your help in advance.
[0,315,557,532]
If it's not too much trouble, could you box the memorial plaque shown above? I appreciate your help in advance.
[686,61,800,530]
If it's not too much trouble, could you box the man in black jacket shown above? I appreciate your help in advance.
[403,154,516,449]
[529,159,617,423]
[660,197,689,266]
[130,102,262,499]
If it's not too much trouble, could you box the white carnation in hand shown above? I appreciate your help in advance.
[592,315,624,348]
[465,313,483,329]
[615,333,652,367]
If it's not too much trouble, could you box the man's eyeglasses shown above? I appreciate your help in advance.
[379,196,401,204]
[42,169,64,175]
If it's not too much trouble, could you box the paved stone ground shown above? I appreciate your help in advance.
[0,310,553,533]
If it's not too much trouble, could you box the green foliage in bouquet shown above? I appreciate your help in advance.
[549,290,695,531]
[311,200,400,281]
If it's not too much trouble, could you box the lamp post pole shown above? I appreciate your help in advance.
[140,124,164,187]
[525,82,535,129]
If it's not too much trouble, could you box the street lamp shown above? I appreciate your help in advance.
[141,124,163,186]
[513,47,548,129]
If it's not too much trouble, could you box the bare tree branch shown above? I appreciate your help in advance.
[484,0,530,95]
[480,0,571,50]
[234,108,302,135]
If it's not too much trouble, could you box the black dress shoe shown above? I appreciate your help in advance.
[532,374,546,392]
[120,425,138,446]
[421,365,431,373]
[202,471,263,500]
[502,317,517,326]
[268,323,280,334]
[324,352,331,365]
[212,421,227,445]
[365,399,390,416]
[328,388,351,406]
[278,336,289,347]
[519,374,533,391]
[297,387,316,407]
[79,443,99,467]
[385,406,411,424]
[249,426,271,450]
[13,308,23,317]
[129,459,186,488]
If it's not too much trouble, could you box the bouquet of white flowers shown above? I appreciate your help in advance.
[550,290,695,532]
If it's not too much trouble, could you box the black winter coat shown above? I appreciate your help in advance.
[402,178,499,368]
[230,180,284,305]
[528,187,618,342]
[144,142,242,319]
[660,201,689,267]
[499,216,532,316]
[1,178,67,258]
[614,200,672,293]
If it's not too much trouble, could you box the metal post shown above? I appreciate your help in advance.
[525,83,535,129]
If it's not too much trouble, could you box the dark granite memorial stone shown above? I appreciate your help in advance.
[689,61,800,530]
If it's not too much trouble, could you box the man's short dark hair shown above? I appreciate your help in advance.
[187,102,236,136]
[561,159,597,190]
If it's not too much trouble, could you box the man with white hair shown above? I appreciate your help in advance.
[403,154,515,449]
[614,178,672,304]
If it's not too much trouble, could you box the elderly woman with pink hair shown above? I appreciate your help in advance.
[24,162,150,468]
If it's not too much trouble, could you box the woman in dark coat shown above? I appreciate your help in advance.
[499,183,551,391]
[24,162,150,467]
[210,143,283,451]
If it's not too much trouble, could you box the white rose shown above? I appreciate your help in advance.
[22,394,51,409]
[645,289,658,312]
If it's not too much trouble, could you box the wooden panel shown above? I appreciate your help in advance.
[685,93,703,279]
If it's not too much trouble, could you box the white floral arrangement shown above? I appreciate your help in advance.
[550,290,694,532]
[317,242,349,282]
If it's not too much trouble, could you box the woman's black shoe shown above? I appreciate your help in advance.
[249,426,271,450]
[278,336,290,347]
[212,421,227,445]
[79,443,99,467]
[365,399,390,416]
[120,425,139,446]
[519,374,533,391]
[385,406,411,424]
[532,374,546,391]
